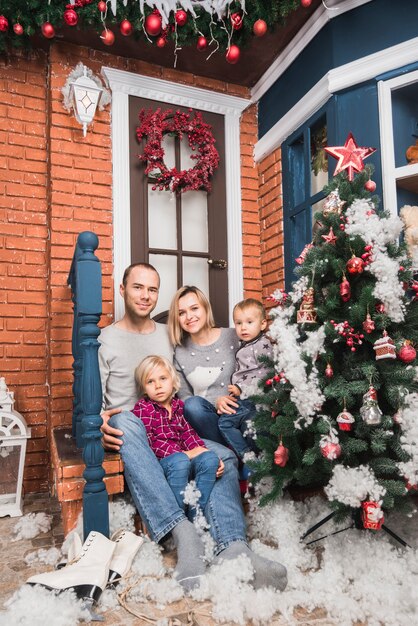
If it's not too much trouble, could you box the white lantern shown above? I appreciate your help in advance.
[0,377,31,517]
[69,65,103,137]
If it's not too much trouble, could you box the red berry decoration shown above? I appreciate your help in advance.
[398,341,417,364]
[41,22,55,39]
[98,1,106,11]
[301,0,312,6]
[156,36,166,48]
[364,179,376,192]
[13,23,24,35]
[346,255,364,275]
[196,36,207,51]
[64,8,78,27]
[0,15,9,32]
[175,9,187,27]
[145,13,162,36]
[226,45,240,64]
[230,12,243,30]
[120,19,133,36]
[253,18,267,37]
[101,29,115,45]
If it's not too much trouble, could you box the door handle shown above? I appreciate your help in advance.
[207,258,227,270]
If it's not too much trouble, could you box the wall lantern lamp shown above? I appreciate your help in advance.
[0,377,31,518]
[63,63,110,138]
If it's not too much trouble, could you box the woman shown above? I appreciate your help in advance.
[168,286,257,457]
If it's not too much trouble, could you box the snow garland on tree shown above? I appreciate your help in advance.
[269,302,326,424]
[325,464,386,509]
[345,198,406,322]
[397,392,418,488]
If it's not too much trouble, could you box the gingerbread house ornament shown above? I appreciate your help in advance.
[373,330,396,360]
[297,288,317,324]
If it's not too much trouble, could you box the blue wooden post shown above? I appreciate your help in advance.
[68,231,109,539]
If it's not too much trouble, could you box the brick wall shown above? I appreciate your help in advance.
[258,147,285,302]
[1,41,260,494]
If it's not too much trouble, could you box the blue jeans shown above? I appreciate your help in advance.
[184,396,257,460]
[109,411,247,554]
[160,450,219,520]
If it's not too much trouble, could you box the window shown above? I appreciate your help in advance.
[283,108,333,287]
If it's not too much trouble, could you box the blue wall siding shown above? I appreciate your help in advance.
[259,0,418,138]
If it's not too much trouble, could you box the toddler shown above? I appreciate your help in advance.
[132,355,222,519]
[218,299,273,472]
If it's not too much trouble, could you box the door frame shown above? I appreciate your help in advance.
[102,67,250,323]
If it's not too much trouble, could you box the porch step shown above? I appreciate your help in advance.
[51,427,124,535]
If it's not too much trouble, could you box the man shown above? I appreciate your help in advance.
[99,263,287,593]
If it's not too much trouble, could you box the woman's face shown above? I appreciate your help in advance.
[178,292,208,336]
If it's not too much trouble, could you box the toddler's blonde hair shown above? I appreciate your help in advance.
[135,355,180,398]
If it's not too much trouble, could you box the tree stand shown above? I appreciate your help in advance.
[300,509,411,548]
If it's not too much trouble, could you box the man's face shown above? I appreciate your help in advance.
[120,266,160,320]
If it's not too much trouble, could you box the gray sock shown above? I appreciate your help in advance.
[171,519,206,592]
[215,540,287,591]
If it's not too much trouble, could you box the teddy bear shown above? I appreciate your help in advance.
[406,139,418,164]
[400,204,418,269]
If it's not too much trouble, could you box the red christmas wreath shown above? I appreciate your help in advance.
[136,108,220,194]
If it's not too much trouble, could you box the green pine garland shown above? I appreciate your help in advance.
[0,0,300,54]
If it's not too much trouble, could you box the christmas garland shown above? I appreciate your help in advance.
[0,0,303,55]
[136,107,220,193]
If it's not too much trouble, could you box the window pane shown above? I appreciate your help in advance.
[149,253,177,317]
[312,198,326,229]
[183,256,209,296]
[180,136,195,170]
[310,120,328,195]
[148,134,176,178]
[148,185,177,250]
[289,135,305,206]
[291,210,309,264]
[181,191,209,252]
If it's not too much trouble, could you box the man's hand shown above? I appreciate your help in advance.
[101,408,124,451]
[228,384,241,397]
[216,394,239,415]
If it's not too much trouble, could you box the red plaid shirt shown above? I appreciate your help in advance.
[131,396,205,459]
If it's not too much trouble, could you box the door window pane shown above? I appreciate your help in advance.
[149,253,177,317]
[148,186,177,250]
[181,191,209,252]
[310,120,328,195]
[183,256,209,296]
[148,134,176,178]
[180,137,195,170]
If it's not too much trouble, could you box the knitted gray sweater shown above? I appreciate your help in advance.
[174,328,240,405]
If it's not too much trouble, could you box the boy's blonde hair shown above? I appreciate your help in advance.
[135,355,180,398]
[168,285,215,346]
[233,298,267,320]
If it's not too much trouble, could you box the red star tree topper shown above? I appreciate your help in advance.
[325,132,376,181]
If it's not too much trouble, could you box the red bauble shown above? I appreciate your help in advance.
[196,36,207,51]
[340,277,351,302]
[301,0,312,6]
[13,23,24,35]
[226,45,240,64]
[375,302,385,314]
[64,8,78,27]
[253,19,267,37]
[98,1,106,11]
[321,442,341,460]
[145,13,162,36]
[120,19,133,36]
[41,22,55,38]
[346,255,364,275]
[101,29,115,45]
[175,9,187,27]
[398,341,417,364]
[364,179,376,192]
[325,363,334,378]
[231,12,243,30]
[274,442,289,467]
[0,15,9,32]
[156,36,166,48]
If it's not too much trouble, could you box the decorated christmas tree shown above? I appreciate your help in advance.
[252,133,418,531]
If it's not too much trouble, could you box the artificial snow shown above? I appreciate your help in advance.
[12,512,52,541]
[24,547,62,568]
[325,464,387,508]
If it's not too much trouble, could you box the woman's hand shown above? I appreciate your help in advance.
[216,394,239,415]
[228,384,241,397]
[101,408,124,451]
[216,459,224,478]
